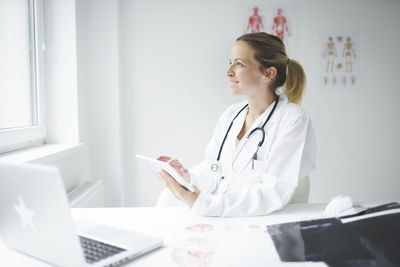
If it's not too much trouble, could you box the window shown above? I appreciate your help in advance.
[0,0,45,153]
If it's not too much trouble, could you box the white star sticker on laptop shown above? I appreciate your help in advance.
[14,195,37,231]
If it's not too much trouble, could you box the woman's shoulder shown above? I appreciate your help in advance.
[278,94,310,125]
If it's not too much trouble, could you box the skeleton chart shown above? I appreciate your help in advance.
[320,32,360,89]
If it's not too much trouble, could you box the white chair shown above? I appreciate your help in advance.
[288,176,310,204]
[156,176,310,207]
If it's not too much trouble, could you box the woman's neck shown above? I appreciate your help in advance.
[246,93,276,121]
[237,92,276,141]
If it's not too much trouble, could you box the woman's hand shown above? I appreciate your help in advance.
[157,156,200,207]
[157,156,190,183]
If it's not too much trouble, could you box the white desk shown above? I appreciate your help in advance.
[1,204,329,267]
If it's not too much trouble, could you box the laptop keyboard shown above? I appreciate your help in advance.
[79,235,126,264]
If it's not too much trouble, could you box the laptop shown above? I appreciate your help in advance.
[0,162,163,267]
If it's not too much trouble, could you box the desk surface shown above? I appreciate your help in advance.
[1,204,329,267]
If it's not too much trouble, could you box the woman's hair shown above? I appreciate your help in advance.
[236,32,306,104]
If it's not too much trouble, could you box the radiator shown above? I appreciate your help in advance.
[68,180,104,208]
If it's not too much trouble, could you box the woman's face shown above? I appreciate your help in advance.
[226,41,268,96]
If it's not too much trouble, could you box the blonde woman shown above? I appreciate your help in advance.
[158,32,316,217]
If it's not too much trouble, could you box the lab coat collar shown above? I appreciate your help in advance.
[240,93,287,136]
[228,94,284,166]
[272,93,288,122]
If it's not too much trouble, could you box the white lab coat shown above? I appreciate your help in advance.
[189,93,316,217]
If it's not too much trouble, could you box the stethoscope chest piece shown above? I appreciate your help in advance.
[211,162,221,173]
[211,162,228,194]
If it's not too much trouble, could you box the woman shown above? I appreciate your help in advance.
[158,32,316,217]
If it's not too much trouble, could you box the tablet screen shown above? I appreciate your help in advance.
[136,154,195,192]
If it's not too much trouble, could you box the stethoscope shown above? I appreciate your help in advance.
[210,97,279,177]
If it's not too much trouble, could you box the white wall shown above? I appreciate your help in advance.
[44,0,79,144]
[41,0,89,192]
[76,0,124,206]
[298,0,400,202]
[119,0,244,206]
[118,0,400,206]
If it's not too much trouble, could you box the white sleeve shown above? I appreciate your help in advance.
[190,112,317,217]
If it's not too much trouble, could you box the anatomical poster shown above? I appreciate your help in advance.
[320,32,360,89]
[241,4,298,57]
[242,5,266,34]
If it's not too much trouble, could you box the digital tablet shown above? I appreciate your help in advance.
[136,154,195,192]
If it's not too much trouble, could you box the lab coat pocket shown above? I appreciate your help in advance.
[241,159,267,185]
[252,159,267,174]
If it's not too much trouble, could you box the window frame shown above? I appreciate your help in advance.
[0,0,46,154]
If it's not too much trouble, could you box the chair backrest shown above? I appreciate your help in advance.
[289,176,310,204]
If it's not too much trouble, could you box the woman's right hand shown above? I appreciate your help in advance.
[157,156,191,183]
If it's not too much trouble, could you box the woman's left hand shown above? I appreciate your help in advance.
[158,170,200,208]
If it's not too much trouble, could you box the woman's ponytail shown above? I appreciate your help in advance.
[284,58,306,104]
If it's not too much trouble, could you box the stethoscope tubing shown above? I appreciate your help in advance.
[216,104,248,161]
[216,97,279,162]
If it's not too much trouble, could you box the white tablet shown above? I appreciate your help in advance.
[136,154,195,192]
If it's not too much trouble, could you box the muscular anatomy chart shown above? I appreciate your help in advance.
[245,6,264,33]
[271,8,292,42]
[321,32,359,88]
[241,5,297,56]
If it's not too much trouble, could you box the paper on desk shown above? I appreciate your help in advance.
[210,231,328,267]
[171,220,277,266]
[164,221,271,267]
[162,219,328,267]
[210,231,275,267]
